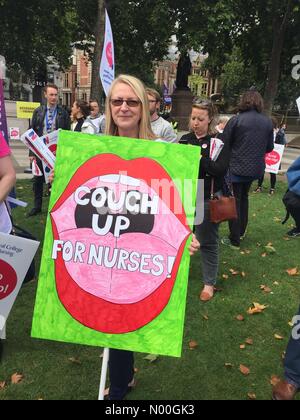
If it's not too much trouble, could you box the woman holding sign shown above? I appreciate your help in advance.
[0,133,16,234]
[49,75,200,400]
[104,75,200,400]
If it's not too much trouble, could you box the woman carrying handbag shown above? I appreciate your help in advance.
[180,101,231,302]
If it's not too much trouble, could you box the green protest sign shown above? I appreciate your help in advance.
[31,131,200,357]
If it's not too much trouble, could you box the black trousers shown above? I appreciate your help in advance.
[32,158,45,210]
[229,182,253,246]
[32,175,45,210]
[108,349,134,400]
[258,173,277,189]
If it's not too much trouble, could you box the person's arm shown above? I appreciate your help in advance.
[162,123,178,143]
[0,156,16,203]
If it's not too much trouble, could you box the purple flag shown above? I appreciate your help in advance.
[0,79,9,143]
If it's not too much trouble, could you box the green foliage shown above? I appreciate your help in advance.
[220,48,258,108]
[0,0,77,75]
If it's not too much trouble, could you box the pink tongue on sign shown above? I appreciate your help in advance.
[59,229,177,304]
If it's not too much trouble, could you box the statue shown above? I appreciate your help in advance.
[175,53,192,90]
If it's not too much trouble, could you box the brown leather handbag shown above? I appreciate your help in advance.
[209,178,238,224]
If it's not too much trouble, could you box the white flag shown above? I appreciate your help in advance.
[100,10,115,96]
[296,96,300,116]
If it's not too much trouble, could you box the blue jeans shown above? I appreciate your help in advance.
[195,201,220,287]
[284,306,300,389]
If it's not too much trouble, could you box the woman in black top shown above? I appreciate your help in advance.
[221,90,274,248]
[180,101,230,301]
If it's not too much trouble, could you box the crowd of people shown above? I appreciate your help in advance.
[1,76,300,400]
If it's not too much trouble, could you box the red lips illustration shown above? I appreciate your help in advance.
[51,154,191,334]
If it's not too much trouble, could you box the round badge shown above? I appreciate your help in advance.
[0,260,18,300]
[202,144,208,149]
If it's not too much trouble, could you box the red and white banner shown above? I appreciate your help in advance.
[20,129,56,170]
[0,232,39,337]
[99,9,115,96]
[265,144,285,175]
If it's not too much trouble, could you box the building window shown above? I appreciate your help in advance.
[64,73,69,88]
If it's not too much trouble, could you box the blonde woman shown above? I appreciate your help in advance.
[50,75,200,399]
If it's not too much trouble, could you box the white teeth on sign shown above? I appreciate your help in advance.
[120,175,140,187]
[99,174,140,187]
[99,174,120,184]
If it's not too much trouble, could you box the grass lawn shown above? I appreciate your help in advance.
[0,179,299,400]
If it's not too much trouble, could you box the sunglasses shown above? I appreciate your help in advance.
[110,99,141,107]
[193,99,211,106]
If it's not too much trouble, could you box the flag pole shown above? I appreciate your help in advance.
[98,347,110,400]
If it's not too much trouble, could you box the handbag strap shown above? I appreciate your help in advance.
[210,178,215,200]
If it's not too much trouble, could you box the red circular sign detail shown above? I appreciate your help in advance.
[266,151,280,166]
[0,260,18,300]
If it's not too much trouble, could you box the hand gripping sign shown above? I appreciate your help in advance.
[0,233,39,336]
[31,131,200,357]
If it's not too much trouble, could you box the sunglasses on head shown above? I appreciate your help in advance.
[110,99,141,107]
[193,99,211,106]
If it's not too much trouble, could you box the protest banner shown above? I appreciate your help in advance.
[265,144,285,174]
[9,127,20,140]
[16,102,40,119]
[41,130,59,184]
[0,233,39,336]
[20,129,56,170]
[0,204,11,234]
[32,131,200,357]
[100,10,115,96]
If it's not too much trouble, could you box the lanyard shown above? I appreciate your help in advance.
[45,107,58,132]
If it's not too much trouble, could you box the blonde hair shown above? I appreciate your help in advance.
[189,102,217,135]
[105,74,156,140]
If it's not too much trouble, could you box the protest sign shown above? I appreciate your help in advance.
[32,131,200,357]
[16,102,40,119]
[100,10,115,96]
[20,129,56,170]
[41,130,59,184]
[9,127,20,140]
[0,204,12,234]
[265,144,285,174]
[210,138,224,161]
[0,233,39,336]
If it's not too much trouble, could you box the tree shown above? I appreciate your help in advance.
[220,48,256,108]
[167,0,300,112]
[0,0,77,76]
